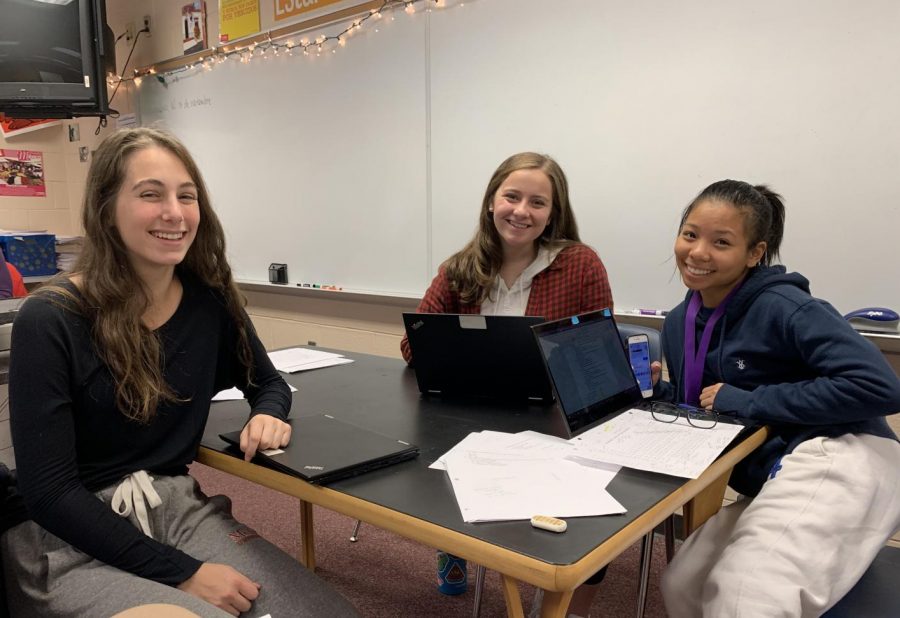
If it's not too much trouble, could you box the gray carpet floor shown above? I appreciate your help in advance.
[190,462,669,617]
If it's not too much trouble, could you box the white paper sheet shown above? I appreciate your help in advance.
[445,451,626,523]
[429,430,524,470]
[212,384,297,401]
[569,408,744,479]
[278,357,355,373]
[266,347,354,373]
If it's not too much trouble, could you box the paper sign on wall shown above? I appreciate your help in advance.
[274,0,344,22]
[0,150,45,197]
[0,117,62,139]
[183,1,209,54]
[220,0,260,43]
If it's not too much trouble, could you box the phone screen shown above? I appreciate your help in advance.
[628,338,652,394]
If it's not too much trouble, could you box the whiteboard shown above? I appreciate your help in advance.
[141,0,900,314]
[139,14,429,296]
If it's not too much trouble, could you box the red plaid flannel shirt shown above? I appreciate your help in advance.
[401,243,613,362]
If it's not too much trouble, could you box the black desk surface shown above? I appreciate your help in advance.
[201,350,686,567]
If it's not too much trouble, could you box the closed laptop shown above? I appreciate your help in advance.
[219,414,419,485]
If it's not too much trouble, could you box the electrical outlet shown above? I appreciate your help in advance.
[125,21,135,42]
[143,15,152,37]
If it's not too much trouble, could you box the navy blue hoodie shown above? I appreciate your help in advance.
[658,265,900,496]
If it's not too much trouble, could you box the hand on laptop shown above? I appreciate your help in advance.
[241,414,292,461]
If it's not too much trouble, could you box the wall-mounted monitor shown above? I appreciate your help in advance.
[0,0,114,119]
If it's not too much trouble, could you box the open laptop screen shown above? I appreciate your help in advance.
[532,309,642,436]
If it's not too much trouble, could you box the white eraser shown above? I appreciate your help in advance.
[530,515,567,533]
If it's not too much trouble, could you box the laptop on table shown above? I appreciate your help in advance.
[219,414,419,485]
[531,308,645,437]
[402,313,552,401]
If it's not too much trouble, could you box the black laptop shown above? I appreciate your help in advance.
[402,313,552,401]
[219,414,419,485]
[531,308,645,437]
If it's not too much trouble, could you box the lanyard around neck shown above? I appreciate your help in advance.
[682,283,743,405]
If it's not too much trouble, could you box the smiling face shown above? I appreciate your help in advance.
[675,199,766,307]
[491,168,553,256]
[113,146,200,281]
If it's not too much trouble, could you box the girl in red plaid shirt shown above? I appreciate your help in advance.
[404,152,614,616]
[401,152,613,364]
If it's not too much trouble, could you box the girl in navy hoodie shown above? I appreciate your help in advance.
[656,180,900,618]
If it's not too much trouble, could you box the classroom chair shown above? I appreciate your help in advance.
[821,544,900,618]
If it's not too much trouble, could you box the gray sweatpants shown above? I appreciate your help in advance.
[1,474,359,618]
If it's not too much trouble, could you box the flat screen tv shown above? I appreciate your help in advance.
[0,0,114,119]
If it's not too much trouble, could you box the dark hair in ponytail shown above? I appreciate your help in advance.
[680,179,785,266]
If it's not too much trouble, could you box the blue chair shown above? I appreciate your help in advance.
[617,322,662,365]
[822,545,900,617]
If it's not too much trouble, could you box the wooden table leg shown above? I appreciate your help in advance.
[540,590,573,618]
[682,468,731,536]
[300,500,316,569]
[501,575,525,618]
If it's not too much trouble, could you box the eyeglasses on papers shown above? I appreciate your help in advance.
[650,402,719,429]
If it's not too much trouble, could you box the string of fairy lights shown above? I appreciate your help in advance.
[108,0,467,88]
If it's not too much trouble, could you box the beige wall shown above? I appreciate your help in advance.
[0,118,110,237]
[243,287,416,359]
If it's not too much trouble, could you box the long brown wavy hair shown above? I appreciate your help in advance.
[37,127,253,424]
[443,152,582,304]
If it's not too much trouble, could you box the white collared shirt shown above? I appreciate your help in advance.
[481,245,562,316]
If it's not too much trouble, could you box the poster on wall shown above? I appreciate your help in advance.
[0,117,62,139]
[0,150,45,197]
[183,1,209,54]
[219,0,260,43]
[274,0,345,22]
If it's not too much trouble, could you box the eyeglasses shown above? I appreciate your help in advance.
[650,402,719,429]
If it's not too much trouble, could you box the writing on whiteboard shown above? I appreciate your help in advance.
[169,96,213,111]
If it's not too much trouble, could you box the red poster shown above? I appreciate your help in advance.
[0,150,46,197]
[0,116,62,138]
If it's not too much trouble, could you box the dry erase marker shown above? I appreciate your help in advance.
[632,308,668,316]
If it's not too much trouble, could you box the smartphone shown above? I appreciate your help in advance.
[627,334,654,398]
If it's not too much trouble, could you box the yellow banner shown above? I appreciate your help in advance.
[219,0,260,43]
[274,0,345,22]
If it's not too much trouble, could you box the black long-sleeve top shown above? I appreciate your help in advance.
[7,273,291,585]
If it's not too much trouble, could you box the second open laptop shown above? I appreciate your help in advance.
[532,308,645,437]
[219,414,419,485]
[402,313,553,401]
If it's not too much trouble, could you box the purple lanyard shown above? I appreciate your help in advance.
[682,283,743,405]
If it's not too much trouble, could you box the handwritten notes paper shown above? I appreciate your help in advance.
[569,409,744,479]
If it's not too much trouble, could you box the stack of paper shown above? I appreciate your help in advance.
[267,347,354,373]
[55,235,83,272]
[434,430,624,523]
[435,408,746,523]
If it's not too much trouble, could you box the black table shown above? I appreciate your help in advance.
[200,350,767,618]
